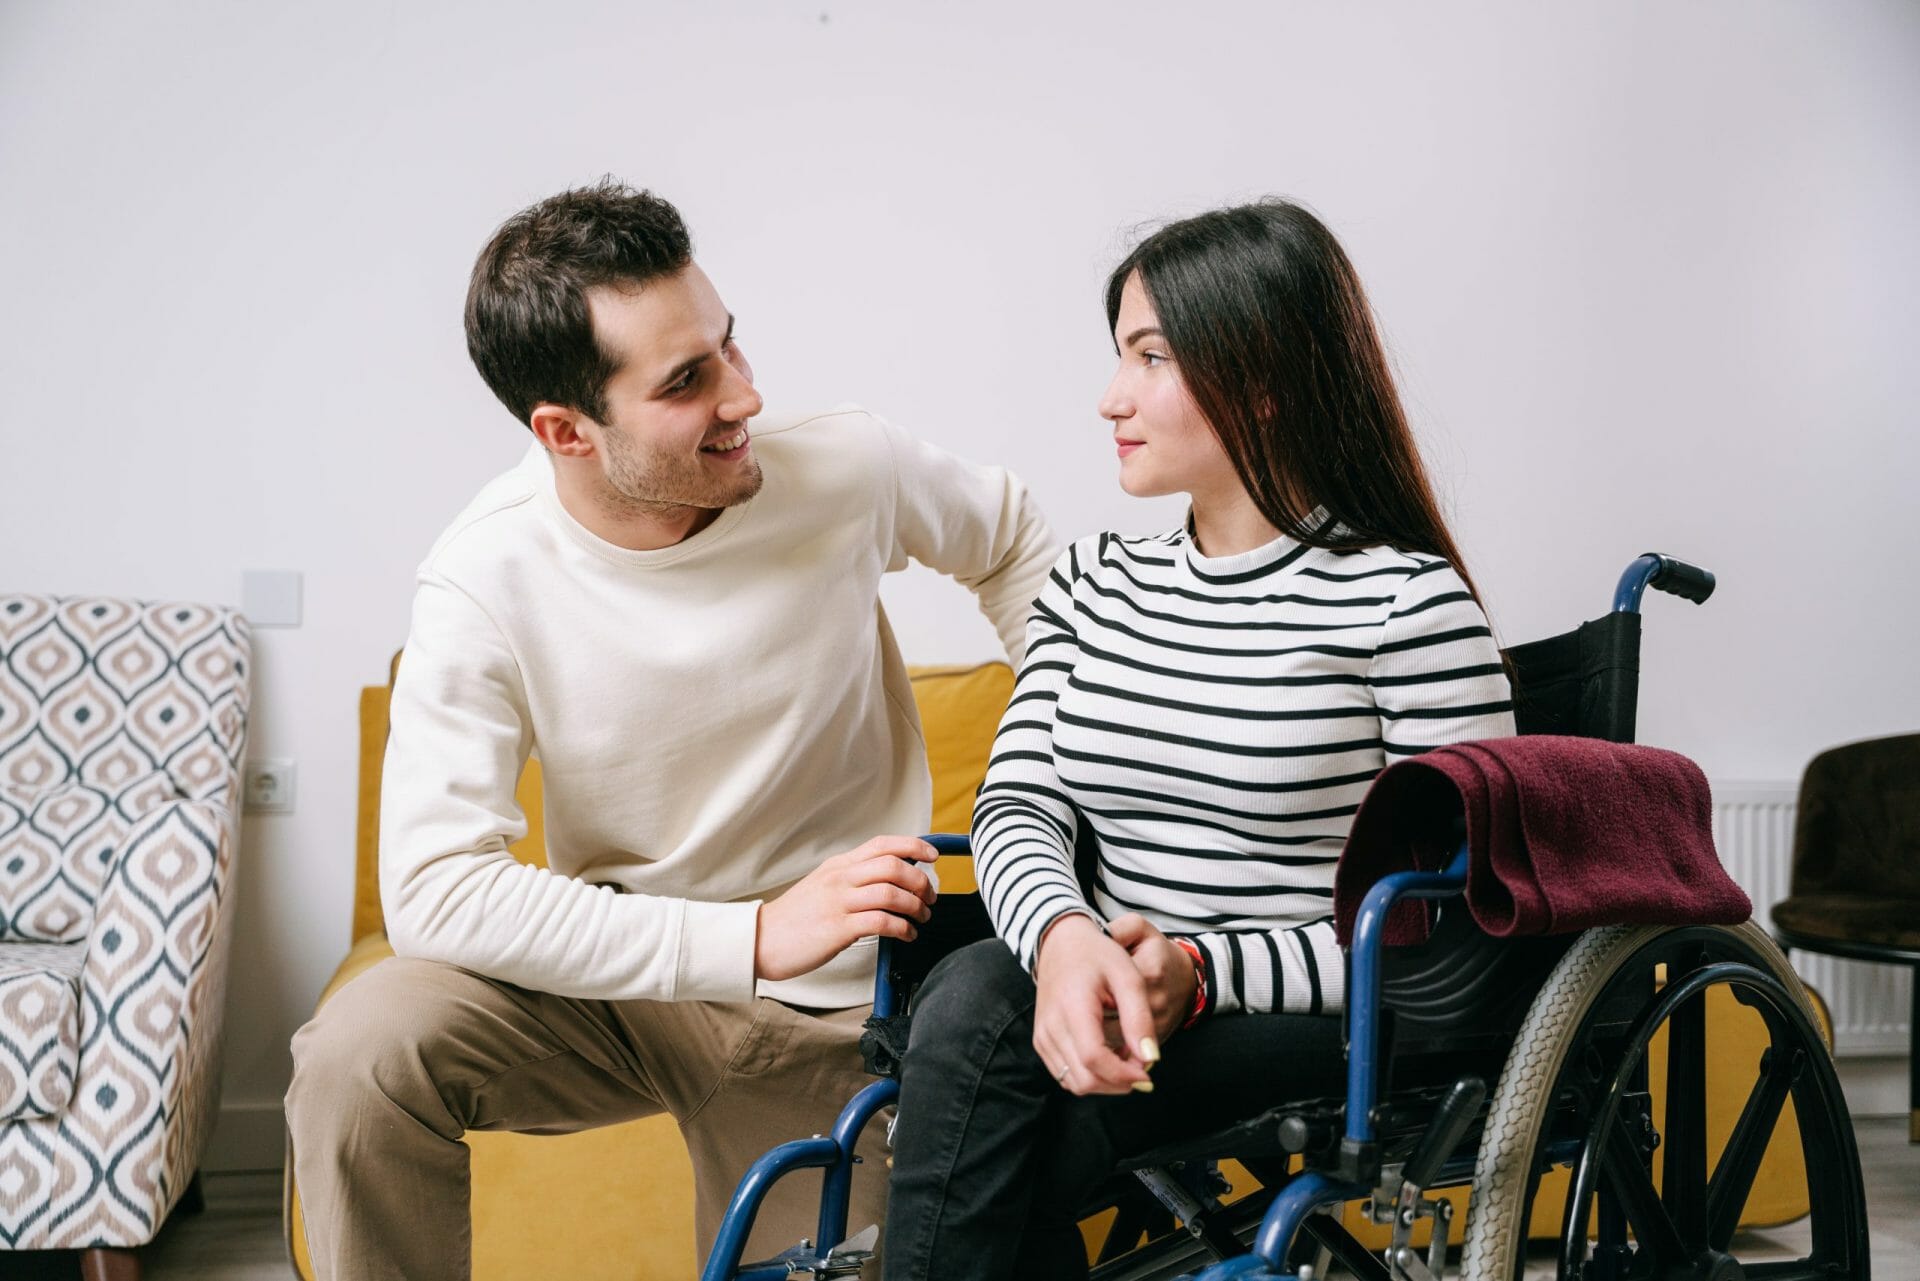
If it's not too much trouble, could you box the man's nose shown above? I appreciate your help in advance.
[719,361,764,422]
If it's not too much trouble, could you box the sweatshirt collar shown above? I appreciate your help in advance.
[523,447,752,569]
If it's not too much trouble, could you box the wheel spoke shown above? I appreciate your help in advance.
[1706,1047,1793,1249]
[1661,988,1708,1247]
[1601,1116,1687,1262]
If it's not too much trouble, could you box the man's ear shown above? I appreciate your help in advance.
[529,404,595,457]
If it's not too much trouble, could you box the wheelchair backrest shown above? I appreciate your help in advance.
[1379,608,1646,1061]
[1503,609,1641,744]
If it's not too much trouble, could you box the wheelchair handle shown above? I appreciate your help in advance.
[1401,1075,1485,1192]
[1613,552,1716,613]
[873,834,972,1018]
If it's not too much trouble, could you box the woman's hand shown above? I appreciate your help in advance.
[1032,914,1158,1096]
[1107,913,1199,1045]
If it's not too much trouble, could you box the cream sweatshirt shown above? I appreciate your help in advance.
[379,406,1058,1009]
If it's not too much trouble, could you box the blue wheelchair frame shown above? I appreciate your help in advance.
[701,554,1705,1281]
[702,836,968,1281]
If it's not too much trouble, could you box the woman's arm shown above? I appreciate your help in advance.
[1176,559,1516,1018]
[973,540,1158,1093]
[971,542,1100,968]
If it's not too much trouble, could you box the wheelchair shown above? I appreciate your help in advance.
[701,554,1871,1281]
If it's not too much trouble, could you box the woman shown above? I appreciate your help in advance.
[881,201,1515,1280]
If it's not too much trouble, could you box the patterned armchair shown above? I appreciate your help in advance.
[0,596,250,1280]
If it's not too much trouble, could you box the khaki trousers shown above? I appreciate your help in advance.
[286,956,889,1280]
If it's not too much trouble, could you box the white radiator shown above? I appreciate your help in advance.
[1712,782,1912,1056]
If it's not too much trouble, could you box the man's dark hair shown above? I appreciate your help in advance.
[465,179,693,427]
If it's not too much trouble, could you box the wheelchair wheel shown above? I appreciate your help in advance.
[1459,920,1869,1280]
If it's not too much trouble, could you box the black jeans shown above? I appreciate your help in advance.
[883,940,1345,1281]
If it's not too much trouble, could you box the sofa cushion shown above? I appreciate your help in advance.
[0,940,86,1119]
[0,771,179,943]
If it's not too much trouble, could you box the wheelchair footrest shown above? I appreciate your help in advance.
[737,1224,879,1279]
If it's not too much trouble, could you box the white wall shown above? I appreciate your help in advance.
[3,1,1915,1167]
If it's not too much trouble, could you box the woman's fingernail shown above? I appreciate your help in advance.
[1131,1080,1154,1093]
[1139,1036,1161,1063]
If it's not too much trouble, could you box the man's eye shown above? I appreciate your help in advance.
[667,369,699,394]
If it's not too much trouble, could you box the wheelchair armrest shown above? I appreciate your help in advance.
[1345,846,1470,1150]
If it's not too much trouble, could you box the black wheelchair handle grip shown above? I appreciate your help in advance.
[1402,1075,1486,1190]
[1647,554,1716,605]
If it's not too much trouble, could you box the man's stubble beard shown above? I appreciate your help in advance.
[596,421,765,522]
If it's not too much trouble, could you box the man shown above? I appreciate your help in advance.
[285,180,1058,1280]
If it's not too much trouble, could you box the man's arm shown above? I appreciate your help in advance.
[379,571,762,1002]
[876,415,1061,665]
[380,570,939,1001]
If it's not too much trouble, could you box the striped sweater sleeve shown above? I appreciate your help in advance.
[1181,561,1515,1018]
[972,543,1098,970]
[1368,561,1515,756]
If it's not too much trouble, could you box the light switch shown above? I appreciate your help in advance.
[242,571,302,628]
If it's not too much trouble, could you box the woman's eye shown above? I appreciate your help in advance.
[1142,351,1168,367]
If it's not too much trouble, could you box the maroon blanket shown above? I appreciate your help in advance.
[1333,736,1750,945]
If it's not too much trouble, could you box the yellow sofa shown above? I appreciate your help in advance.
[285,661,1012,1280]
[286,658,1814,1277]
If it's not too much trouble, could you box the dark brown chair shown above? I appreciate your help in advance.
[1771,732,1920,1142]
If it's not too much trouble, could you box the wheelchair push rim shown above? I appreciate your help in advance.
[1461,921,1870,1281]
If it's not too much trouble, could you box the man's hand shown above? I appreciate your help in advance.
[1107,913,1199,1045]
[1032,914,1158,1096]
[754,836,938,982]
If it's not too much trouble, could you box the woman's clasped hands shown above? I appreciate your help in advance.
[1031,912,1199,1097]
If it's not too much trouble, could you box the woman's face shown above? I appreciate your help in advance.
[1098,273,1240,502]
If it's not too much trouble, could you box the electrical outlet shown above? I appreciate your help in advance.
[244,758,296,814]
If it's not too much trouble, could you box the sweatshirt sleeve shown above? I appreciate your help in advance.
[971,542,1100,970]
[1180,560,1515,1018]
[875,414,1061,667]
[378,570,760,1003]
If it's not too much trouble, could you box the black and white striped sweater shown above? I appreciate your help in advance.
[971,524,1516,1017]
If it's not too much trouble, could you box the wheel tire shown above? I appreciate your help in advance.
[1458,920,1855,1280]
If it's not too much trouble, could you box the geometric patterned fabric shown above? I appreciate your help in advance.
[0,596,249,1249]
[0,942,85,1119]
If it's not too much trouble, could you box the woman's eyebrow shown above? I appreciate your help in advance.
[1123,325,1163,348]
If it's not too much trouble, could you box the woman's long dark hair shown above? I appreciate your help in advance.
[1106,200,1485,601]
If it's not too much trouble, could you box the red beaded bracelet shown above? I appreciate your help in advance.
[1171,937,1208,1028]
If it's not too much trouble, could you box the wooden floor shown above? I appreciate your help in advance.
[6,1117,1916,1279]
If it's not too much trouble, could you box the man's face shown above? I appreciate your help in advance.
[581,263,766,515]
